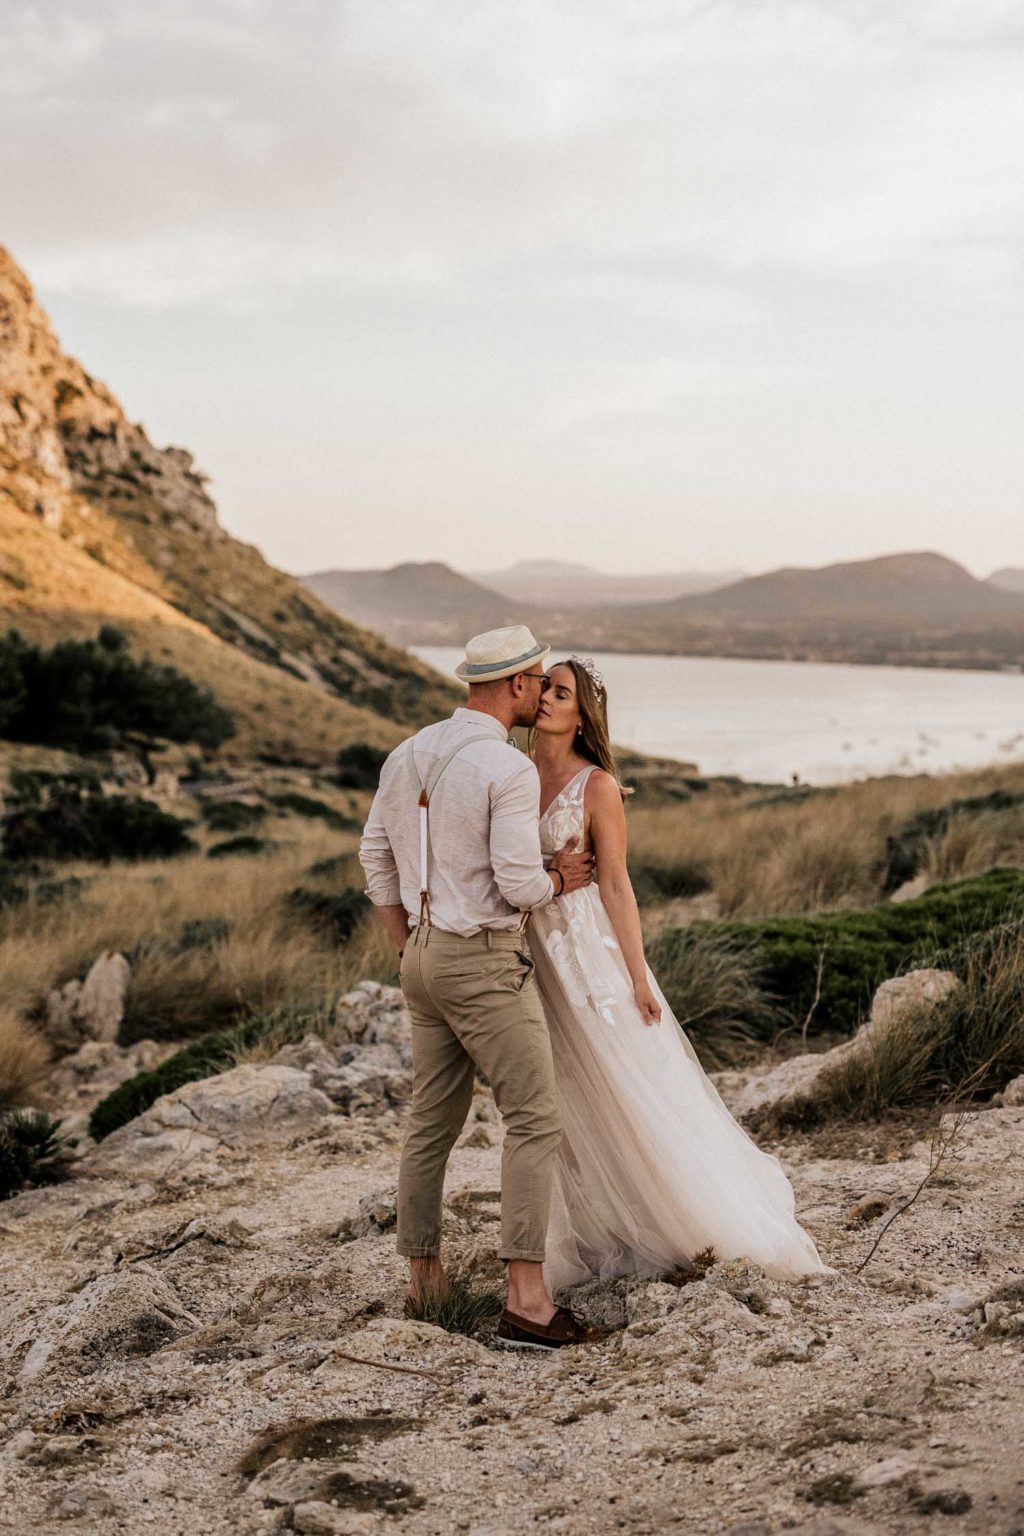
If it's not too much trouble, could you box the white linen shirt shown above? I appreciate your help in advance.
[358,706,556,935]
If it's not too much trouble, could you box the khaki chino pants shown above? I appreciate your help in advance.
[397,925,562,1263]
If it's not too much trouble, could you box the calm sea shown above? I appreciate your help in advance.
[412,647,1024,786]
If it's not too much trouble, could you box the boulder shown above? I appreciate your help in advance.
[863,969,961,1040]
[734,968,960,1121]
[336,1186,398,1241]
[83,1063,334,1175]
[1002,1074,1024,1107]
[334,982,409,1051]
[44,951,131,1044]
[272,1010,411,1116]
[18,1269,200,1382]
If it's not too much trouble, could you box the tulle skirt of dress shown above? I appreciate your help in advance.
[528,883,831,1294]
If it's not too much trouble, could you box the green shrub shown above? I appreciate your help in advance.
[267,791,359,830]
[2,774,195,863]
[335,742,389,790]
[285,886,367,944]
[206,835,271,859]
[648,868,1024,1041]
[0,625,235,751]
[0,1109,76,1201]
[201,799,267,833]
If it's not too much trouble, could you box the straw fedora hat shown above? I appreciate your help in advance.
[454,625,551,683]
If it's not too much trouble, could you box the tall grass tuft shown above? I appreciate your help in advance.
[0,1005,53,1108]
[403,1274,503,1341]
[644,928,783,1067]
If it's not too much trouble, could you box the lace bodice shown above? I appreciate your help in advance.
[539,765,595,857]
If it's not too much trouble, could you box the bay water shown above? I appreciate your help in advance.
[412,647,1023,786]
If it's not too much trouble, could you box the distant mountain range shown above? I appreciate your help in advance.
[468,560,742,607]
[989,567,1024,595]
[304,552,1024,670]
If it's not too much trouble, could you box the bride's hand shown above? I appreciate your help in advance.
[633,980,661,1025]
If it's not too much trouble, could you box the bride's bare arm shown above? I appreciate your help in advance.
[587,773,661,1024]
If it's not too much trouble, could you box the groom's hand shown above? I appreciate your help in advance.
[550,844,595,895]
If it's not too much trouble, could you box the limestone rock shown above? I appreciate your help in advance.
[337,1186,398,1241]
[18,1269,200,1383]
[45,1037,173,1115]
[334,982,409,1050]
[44,952,131,1045]
[734,968,961,1120]
[1002,1073,1024,1107]
[864,969,961,1039]
[83,1063,333,1175]
[272,997,411,1116]
[732,1043,860,1120]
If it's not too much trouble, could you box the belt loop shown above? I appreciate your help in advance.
[485,929,492,949]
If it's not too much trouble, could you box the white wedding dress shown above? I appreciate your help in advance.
[528,765,830,1293]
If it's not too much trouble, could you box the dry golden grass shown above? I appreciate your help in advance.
[0,1003,53,1107]
[0,499,406,760]
[0,820,397,1060]
[628,759,1024,917]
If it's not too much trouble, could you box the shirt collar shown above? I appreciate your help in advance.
[452,706,511,739]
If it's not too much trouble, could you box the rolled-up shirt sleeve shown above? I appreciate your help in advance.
[359,786,403,907]
[489,761,555,911]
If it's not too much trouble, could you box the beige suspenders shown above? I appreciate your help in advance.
[404,733,496,928]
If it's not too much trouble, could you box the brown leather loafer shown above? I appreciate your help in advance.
[496,1305,608,1351]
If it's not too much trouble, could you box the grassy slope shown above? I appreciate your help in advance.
[0,498,406,759]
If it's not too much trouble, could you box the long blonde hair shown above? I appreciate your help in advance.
[539,657,633,799]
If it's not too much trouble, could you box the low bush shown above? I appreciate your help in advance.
[335,742,389,790]
[629,859,711,907]
[267,791,360,830]
[0,625,235,751]
[201,799,267,833]
[2,774,195,863]
[0,1108,76,1201]
[0,860,29,910]
[207,835,271,859]
[648,868,1024,1041]
[285,886,367,944]
[880,789,1024,891]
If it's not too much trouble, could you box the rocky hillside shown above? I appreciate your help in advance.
[1,979,1021,1533]
[0,247,458,759]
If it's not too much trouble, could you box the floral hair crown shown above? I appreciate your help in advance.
[568,654,605,693]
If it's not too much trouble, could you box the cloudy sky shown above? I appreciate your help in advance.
[3,0,1023,578]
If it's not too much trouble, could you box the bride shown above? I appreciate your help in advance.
[527,656,829,1291]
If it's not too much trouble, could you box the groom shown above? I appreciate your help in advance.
[359,625,598,1349]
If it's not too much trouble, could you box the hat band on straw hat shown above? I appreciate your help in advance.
[461,643,546,677]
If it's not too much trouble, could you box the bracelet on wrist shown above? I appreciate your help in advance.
[551,868,564,896]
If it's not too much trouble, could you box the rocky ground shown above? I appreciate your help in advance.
[2,983,1022,1536]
